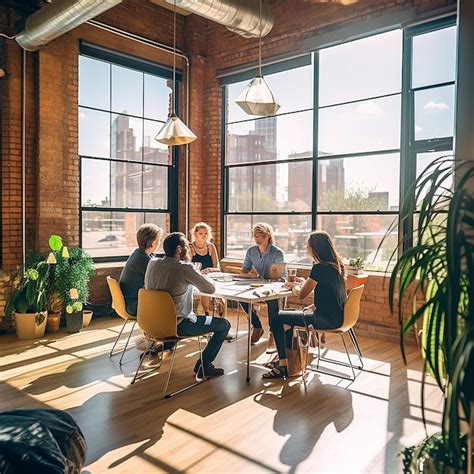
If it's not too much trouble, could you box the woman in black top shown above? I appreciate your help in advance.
[190,222,223,316]
[263,231,346,379]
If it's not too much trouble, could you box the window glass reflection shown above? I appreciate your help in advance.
[144,74,172,121]
[81,159,110,207]
[79,56,110,110]
[317,154,400,211]
[319,30,402,106]
[79,108,110,158]
[111,114,143,161]
[111,64,143,116]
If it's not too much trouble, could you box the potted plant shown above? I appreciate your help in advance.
[385,156,473,472]
[348,257,365,275]
[65,292,83,333]
[47,235,95,330]
[5,259,50,340]
[46,291,62,334]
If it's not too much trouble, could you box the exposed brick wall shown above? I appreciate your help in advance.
[0,0,454,344]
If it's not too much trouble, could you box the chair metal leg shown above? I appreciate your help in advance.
[109,318,130,357]
[164,338,206,399]
[163,343,178,398]
[130,341,154,385]
[119,320,137,365]
[340,334,356,380]
[349,329,364,368]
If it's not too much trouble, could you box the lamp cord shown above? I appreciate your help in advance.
[172,0,177,115]
[258,0,262,77]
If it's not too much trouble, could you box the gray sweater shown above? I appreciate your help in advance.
[144,256,216,323]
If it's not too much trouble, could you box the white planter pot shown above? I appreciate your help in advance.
[82,310,93,328]
[15,311,47,340]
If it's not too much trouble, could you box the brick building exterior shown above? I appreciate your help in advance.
[0,0,457,340]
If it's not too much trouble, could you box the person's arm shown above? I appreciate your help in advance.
[189,242,196,258]
[185,265,216,294]
[273,248,288,279]
[239,248,258,277]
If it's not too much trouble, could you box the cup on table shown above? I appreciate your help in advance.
[192,262,202,272]
[288,268,297,283]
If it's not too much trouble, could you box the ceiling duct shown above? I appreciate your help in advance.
[15,0,122,51]
[164,0,273,38]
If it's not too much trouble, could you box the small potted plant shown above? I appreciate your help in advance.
[65,289,83,333]
[5,259,50,340]
[348,257,365,275]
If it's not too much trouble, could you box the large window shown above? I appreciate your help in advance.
[222,18,456,271]
[79,47,177,259]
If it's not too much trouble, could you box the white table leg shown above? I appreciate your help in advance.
[247,302,252,384]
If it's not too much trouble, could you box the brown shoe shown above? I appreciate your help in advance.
[251,327,264,344]
[266,332,277,353]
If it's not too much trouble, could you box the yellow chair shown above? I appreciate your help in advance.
[106,276,137,365]
[309,284,365,381]
[131,289,209,398]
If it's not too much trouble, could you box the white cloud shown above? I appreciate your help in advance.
[424,101,449,111]
[356,101,382,117]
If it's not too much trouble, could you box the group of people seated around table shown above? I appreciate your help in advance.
[118,221,346,380]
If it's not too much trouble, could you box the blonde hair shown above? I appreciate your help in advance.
[136,224,162,251]
[191,222,213,242]
[252,222,275,245]
[307,231,345,277]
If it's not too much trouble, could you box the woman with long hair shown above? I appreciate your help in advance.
[262,231,346,379]
[190,222,224,316]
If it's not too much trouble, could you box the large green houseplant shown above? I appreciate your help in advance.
[5,256,50,339]
[386,156,473,472]
[47,235,95,332]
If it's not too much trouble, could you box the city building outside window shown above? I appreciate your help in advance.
[79,46,177,260]
[222,18,456,271]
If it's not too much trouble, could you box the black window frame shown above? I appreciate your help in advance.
[78,43,180,262]
[221,15,456,269]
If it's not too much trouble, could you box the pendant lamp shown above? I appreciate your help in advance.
[235,0,280,117]
[155,0,196,146]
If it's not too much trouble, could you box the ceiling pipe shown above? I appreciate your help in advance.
[15,0,122,51]
[164,0,274,38]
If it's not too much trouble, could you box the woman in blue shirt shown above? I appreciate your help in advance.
[240,223,287,344]
[263,231,346,379]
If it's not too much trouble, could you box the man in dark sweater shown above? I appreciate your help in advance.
[119,223,162,316]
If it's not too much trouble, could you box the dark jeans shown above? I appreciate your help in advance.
[270,309,342,360]
[240,299,280,329]
[0,409,87,474]
[178,315,231,368]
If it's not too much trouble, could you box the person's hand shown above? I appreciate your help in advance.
[283,281,298,289]
[202,268,211,274]
[238,272,257,279]
[303,304,315,313]
[295,276,305,284]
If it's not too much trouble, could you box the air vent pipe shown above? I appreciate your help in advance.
[15,0,122,51]
[164,0,273,38]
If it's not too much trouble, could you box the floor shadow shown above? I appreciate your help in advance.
[254,381,354,473]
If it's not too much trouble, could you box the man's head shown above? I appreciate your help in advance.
[163,232,190,261]
[137,224,162,253]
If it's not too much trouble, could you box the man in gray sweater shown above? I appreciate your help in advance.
[144,232,230,379]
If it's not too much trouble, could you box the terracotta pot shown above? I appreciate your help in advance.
[15,311,47,340]
[46,312,61,333]
[82,310,93,328]
[66,311,83,333]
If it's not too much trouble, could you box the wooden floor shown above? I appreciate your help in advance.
[0,313,443,473]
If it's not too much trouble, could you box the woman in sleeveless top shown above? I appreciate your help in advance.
[190,222,224,316]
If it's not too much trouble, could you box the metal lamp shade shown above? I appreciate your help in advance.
[235,75,280,116]
[155,114,197,146]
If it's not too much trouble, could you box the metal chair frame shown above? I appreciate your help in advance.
[303,285,365,382]
[131,289,210,399]
[106,277,138,366]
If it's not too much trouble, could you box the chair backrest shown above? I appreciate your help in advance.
[340,284,364,331]
[137,289,178,339]
[106,276,133,321]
